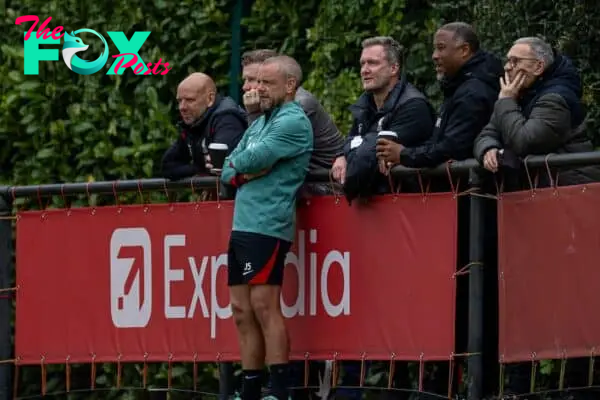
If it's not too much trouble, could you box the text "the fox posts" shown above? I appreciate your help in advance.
[15,15,171,76]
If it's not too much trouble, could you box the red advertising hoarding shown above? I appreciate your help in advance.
[16,194,457,365]
[498,183,600,362]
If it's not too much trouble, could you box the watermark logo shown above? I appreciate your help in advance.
[15,15,172,76]
[62,29,108,75]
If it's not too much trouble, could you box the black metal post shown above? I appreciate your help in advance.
[0,194,13,400]
[219,361,235,400]
[467,169,485,400]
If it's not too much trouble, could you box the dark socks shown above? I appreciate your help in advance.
[269,363,290,399]
[242,369,263,400]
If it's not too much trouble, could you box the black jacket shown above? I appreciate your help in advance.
[342,79,435,202]
[161,95,247,180]
[400,50,504,168]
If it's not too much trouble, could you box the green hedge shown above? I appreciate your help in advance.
[2,0,598,191]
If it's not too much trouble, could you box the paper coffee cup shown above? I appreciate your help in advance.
[208,143,229,170]
[377,130,399,142]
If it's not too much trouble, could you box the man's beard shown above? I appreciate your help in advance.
[260,96,283,112]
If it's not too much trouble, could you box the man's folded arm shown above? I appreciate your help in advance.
[228,115,312,174]
[388,98,435,146]
[161,139,199,180]
[221,129,250,185]
[473,121,503,163]
[494,95,569,155]
[400,92,489,168]
[211,112,247,154]
[339,119,360,158]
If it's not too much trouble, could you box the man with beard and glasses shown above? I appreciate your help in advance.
[220,55,313,400]
[474,36,600,187]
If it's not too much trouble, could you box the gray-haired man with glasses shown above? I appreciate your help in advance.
[474,36,600,187]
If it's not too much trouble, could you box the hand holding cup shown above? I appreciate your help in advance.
[208,143,229,175]
[375,130,403,167]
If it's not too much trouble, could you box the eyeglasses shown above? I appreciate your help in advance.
[504,56,538,67]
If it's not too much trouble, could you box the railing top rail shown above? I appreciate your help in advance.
[1,152,599,199]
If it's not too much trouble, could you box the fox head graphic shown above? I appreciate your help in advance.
[61,29,109,75]
[62,32,89,71]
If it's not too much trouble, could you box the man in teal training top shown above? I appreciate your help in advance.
[221,55,313,400]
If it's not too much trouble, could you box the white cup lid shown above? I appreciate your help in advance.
[208,143,229,150]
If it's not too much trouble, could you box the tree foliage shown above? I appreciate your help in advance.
[1,0,599,397]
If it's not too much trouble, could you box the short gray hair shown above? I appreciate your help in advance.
[263,55,303,88]
[361,36,403,67]
[514,37,554,67]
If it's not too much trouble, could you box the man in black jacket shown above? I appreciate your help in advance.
[161,72,248,180]
[334,35,435,201]
[376,22,503,169]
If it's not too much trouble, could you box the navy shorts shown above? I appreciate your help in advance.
[227,231,291,286]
